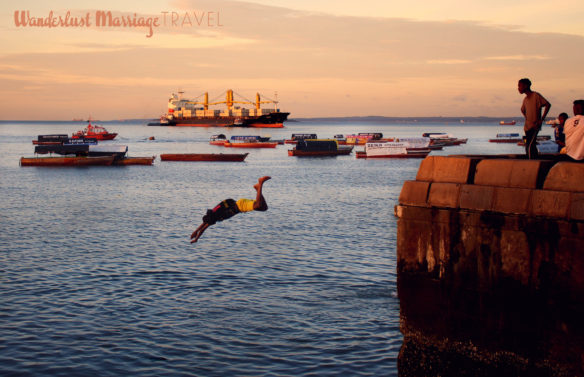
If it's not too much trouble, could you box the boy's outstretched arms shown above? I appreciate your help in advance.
[190,222,210,243]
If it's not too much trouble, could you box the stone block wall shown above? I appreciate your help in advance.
[396,155,584,376]
[397,156,584,298]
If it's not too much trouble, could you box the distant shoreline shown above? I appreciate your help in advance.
[290,116,522,123]
[0,116,522,124]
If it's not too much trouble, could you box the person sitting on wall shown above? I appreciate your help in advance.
[554,112,568,152]
[190,176,271,243]
[564,100,584,160]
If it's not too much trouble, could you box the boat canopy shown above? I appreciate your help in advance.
[36,134,69,142]
[296,139,338,151]
[496,133,521,138]
[35,144,90,156]
[358,132,383,139]
[231,136,261,141]
[395,137,431,148]
[422,132,453,138]
[35,144,127,157]
[291,133,317,140]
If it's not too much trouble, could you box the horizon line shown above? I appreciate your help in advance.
[0,115,525,122]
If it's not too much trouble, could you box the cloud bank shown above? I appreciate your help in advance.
[0,0,582,119]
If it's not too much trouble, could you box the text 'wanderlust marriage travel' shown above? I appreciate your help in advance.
[14,10,223,38]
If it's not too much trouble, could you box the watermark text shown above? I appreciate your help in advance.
[14,10,223,38]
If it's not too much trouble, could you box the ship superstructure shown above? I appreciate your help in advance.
[163,89,289,128]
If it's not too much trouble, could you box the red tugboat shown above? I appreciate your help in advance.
[72,121,117,141]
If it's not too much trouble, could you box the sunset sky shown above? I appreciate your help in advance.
[0,0,582,120]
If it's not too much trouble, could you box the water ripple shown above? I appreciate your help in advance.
[2,121,505,376]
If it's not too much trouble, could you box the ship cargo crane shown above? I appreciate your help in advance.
[176,89,279,110]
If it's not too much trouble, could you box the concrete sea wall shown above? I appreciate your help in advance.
[396,155,584,376]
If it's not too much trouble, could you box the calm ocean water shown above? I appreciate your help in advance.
[0,119,550,376]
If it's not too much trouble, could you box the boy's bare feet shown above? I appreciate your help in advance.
[254,176,271,190]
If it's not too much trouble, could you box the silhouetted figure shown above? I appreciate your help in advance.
[518,78,551,159]
[554,112,568,152]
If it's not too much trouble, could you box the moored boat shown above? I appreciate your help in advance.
[20,156,115,167]
[147,116,170,126]
[31,141,152,165]
[160,153,249,162]
[356,141,430,158]
[34,143,128,158]
[223,136,278,148]
[393,137,442,150]
[422,132,467,146]
[344,133,384,145]
[72,121,117,140]
[209,134,228,145]
[489,133,522,143]
[499,120,517,125]
[517,135,552,146]
[288,139,353,157]
[535,140,560,154]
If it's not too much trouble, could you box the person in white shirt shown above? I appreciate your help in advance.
[564,100,584,160]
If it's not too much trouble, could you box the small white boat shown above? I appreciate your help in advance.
[356,142,430,159]
[422,132,467,146]
[489,133,522,143]
[536,140,560,154]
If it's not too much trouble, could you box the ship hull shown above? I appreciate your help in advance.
[20,156,115,167]
[167,112,289,128]
[288,149,352,157]
[224,142,278,148]
[71,133,117,141]
[355,151,430,159]
[113,156,155,165]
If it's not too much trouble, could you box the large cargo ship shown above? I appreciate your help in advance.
[151,89,289,128]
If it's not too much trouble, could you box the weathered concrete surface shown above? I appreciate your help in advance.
[397,156,584,376]
[416,156,478,183]
[473,159,554,188]
[544,162,584,192]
